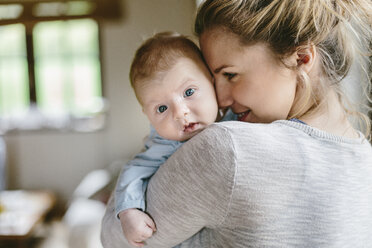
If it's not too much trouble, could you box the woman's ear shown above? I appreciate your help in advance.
[296,44,316,73]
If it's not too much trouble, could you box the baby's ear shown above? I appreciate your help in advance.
[296,44,316,73]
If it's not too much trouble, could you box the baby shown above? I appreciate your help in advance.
[115,32,234,247]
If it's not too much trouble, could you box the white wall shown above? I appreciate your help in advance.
[3,0,196,203]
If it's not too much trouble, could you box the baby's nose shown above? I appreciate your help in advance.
[174,104,189,120]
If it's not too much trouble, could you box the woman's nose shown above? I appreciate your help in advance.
[215,79,234,108]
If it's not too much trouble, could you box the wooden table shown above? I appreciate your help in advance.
[0,190,56,247]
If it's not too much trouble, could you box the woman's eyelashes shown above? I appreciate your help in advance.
[223,72,237,80]
[184,88,195,97]
[157,105,168,113]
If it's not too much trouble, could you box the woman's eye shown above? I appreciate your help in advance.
[184,88,195,97]
[157,105,168,113]
[223,72,236,80]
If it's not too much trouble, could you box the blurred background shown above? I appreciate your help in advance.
[0,0,198,247]
[0,0,369,247]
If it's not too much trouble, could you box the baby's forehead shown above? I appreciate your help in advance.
[136,53,211,89]
[144,56,208,83]
[135,75,170,103]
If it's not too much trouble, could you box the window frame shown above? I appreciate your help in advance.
[0,0,117,134]
[22,18,105,108]
[0,0,121,26]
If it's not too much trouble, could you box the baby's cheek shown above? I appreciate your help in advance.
[159,122,178,140]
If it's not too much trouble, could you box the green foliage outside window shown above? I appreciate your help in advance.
[34,19,102,117]
[0,24,29,117]
[0,18,103,131]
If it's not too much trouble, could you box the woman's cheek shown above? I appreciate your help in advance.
[232,84,249,103]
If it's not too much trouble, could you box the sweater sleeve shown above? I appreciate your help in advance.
[114,126,183,217]
[144,124,237,247]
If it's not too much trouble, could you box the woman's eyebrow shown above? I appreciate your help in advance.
[214,65,230,74]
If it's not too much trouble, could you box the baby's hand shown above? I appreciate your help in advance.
[119,208,156,247]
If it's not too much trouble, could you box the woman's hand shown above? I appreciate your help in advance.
[119,208,157,247]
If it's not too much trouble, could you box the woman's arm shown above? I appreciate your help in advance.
[101,124,237,248]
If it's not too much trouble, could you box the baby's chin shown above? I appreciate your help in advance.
[161,131,199,142]
[180,128,206,141]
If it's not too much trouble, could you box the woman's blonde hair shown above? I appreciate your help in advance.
[195,0,372,137]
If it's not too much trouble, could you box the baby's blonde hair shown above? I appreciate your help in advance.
[195,0,372,137]
[130,32,204,104]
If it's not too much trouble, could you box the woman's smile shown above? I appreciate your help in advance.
[237,110,251,122]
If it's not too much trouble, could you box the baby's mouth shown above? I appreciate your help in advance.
[183,122,199,133]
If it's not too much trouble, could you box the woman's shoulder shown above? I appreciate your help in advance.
[207,120,291,142]
[210,120,372,153]
[185,121,283,155]
[186,122,238,152]
[190,121,276,147]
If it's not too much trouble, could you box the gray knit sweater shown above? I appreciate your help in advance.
[101,120,372,248]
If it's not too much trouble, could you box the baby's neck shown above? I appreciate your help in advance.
[301,91,359,139]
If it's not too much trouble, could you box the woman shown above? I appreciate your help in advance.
[101,0,372,247]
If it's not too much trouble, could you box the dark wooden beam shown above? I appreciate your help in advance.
[25,24,37,103]
[0,0,122,25]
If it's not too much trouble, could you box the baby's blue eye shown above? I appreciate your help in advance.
[184,88,195,97]
[157,105,168,113]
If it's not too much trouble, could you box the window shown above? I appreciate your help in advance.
[0,24,29,120]
[0,19,104,133]
[0,0,122,135]
[0,0,121,134]
[33,19,102,118]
